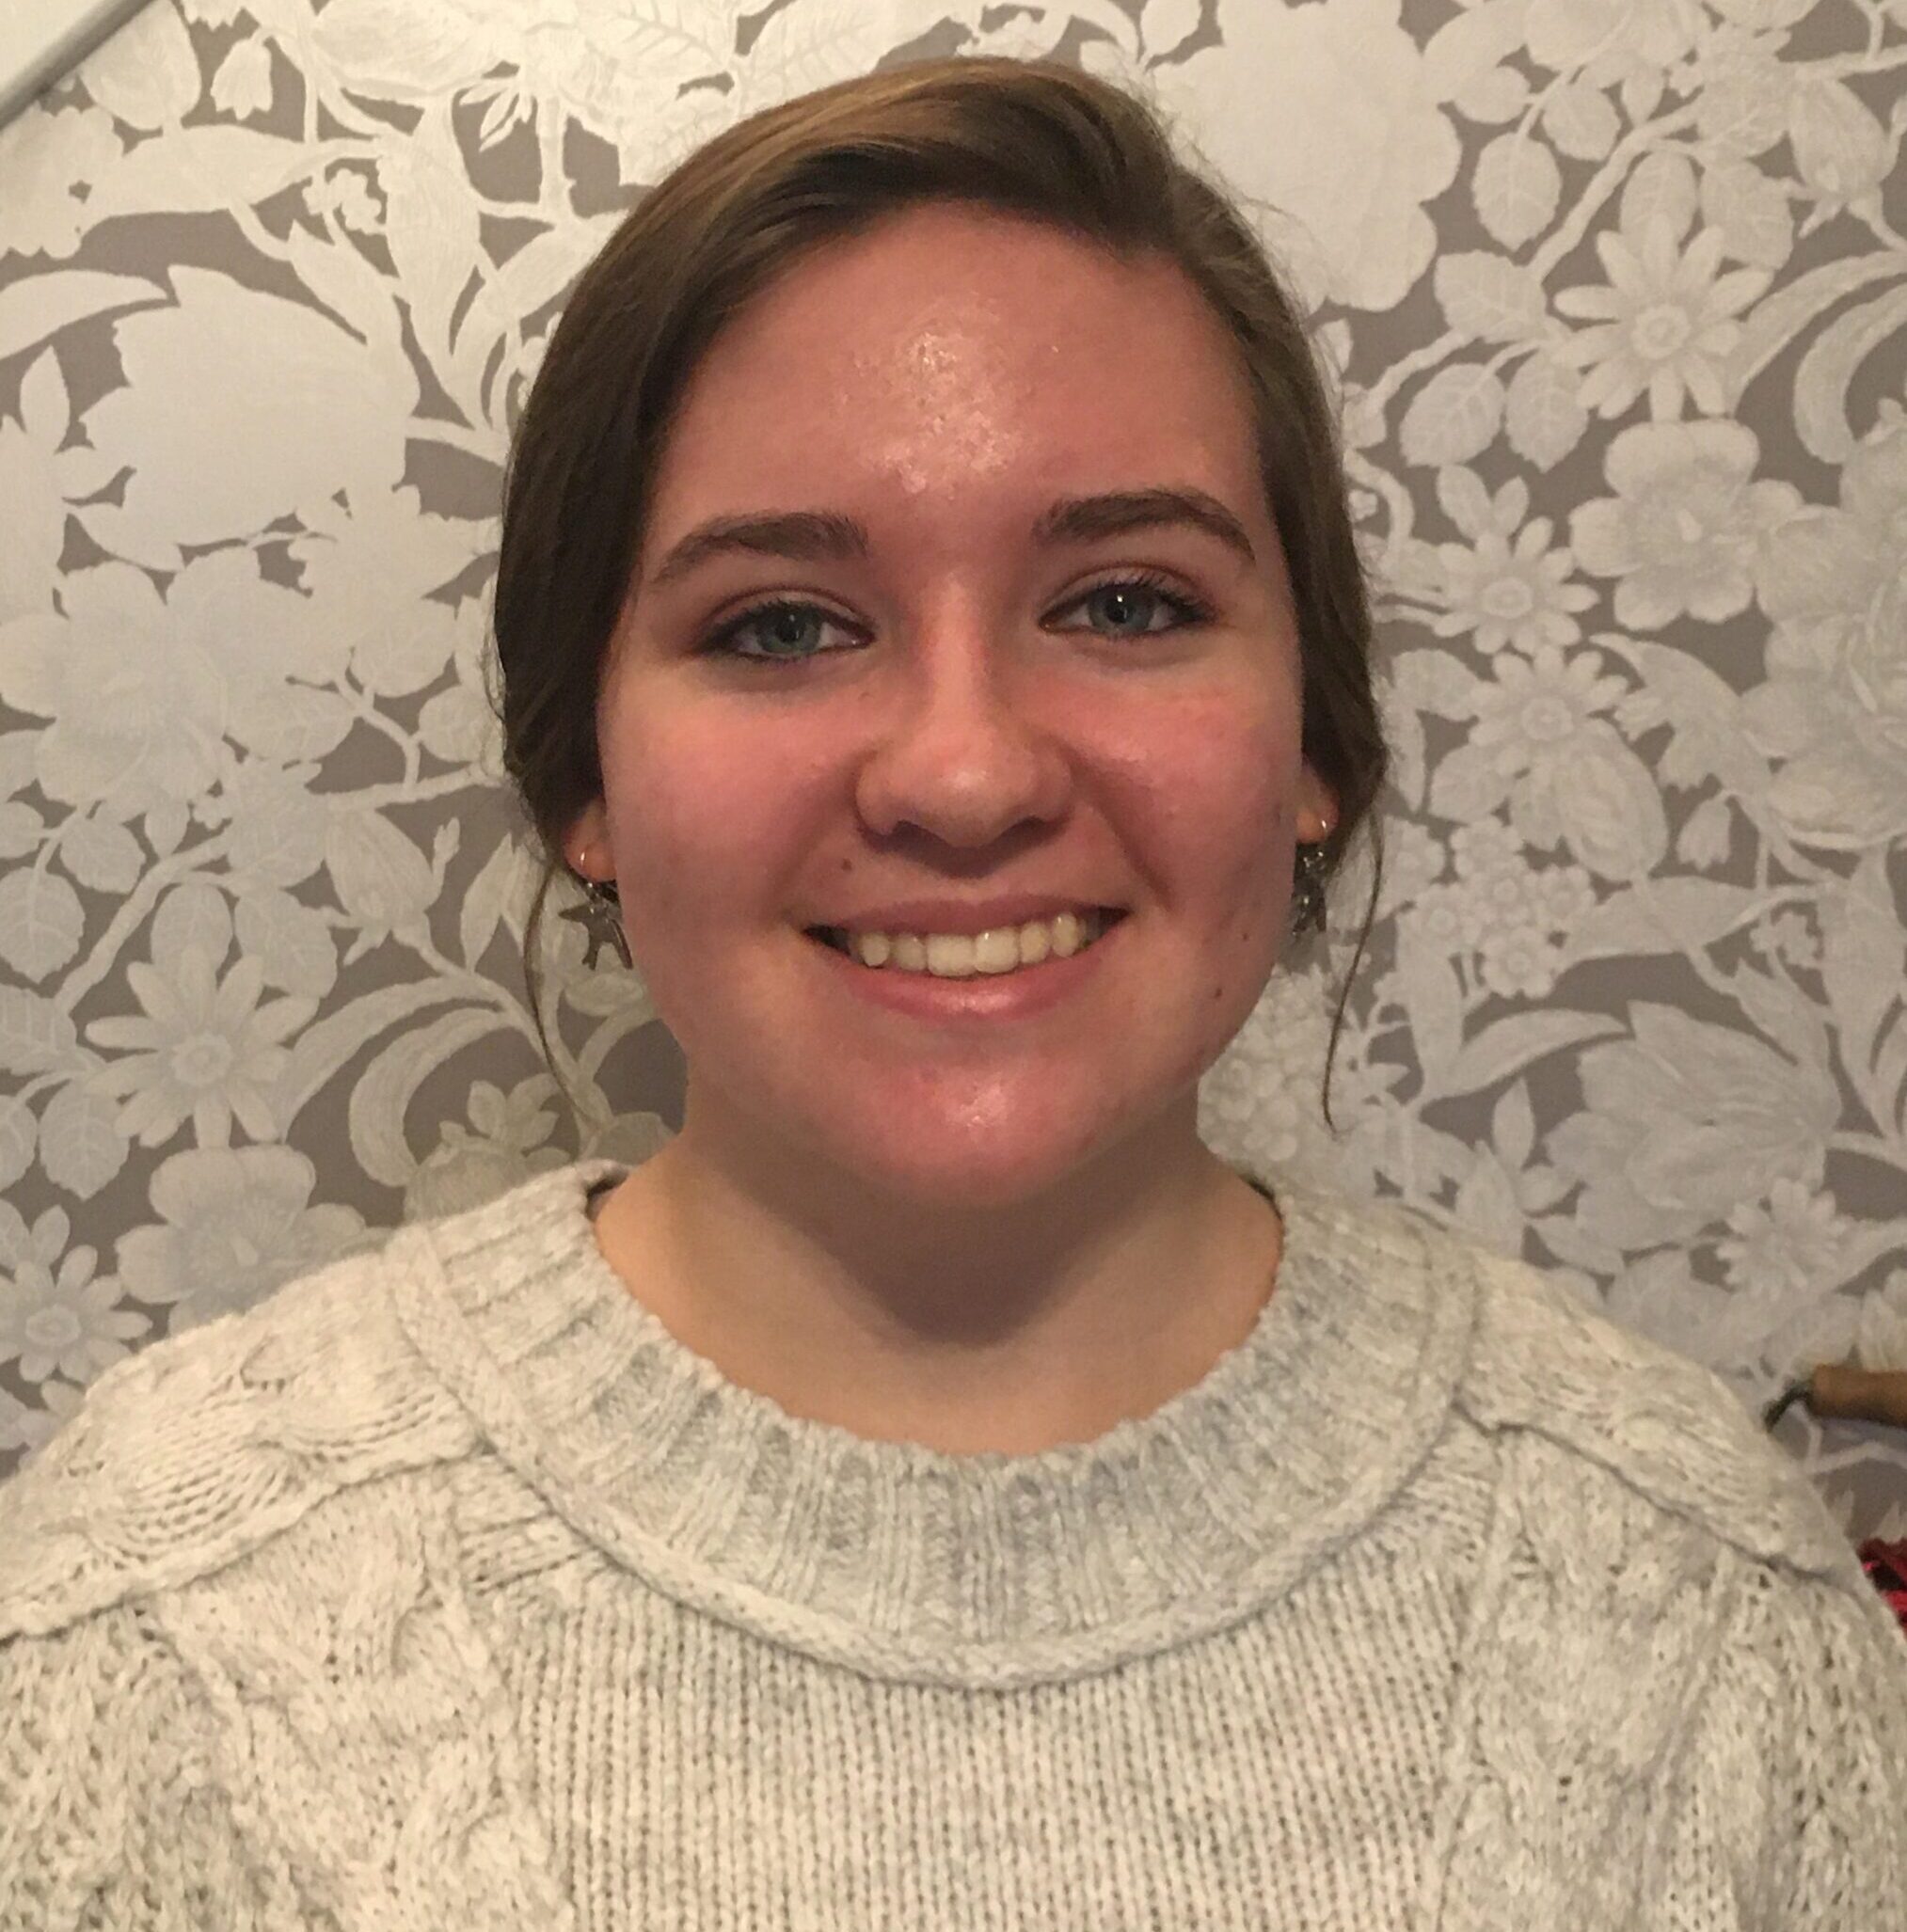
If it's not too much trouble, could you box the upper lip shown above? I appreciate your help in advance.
[806,895,1124,937]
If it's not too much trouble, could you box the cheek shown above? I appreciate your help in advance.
[598,714,815,922]
[1130,690,1299,894]
[1135,698,1301,1066]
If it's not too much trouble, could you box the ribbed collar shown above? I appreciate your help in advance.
[393,1154,1478,1688]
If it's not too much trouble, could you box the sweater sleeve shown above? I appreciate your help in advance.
[0,1604,278,1932]
[1739,1562,1907,1926]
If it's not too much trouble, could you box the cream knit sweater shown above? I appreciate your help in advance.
[3,1154,1903,1930]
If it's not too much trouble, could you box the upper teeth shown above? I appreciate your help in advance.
[821,909,1113,975]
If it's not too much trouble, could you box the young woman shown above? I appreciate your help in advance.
[3,55,1901,1930]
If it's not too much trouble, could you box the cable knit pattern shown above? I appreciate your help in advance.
[3,1155,1903,1930]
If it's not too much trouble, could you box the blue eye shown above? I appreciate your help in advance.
[699,570,1213,666]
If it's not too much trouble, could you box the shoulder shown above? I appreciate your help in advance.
[1285,1180,1866,1587]
[1410,1202,1864,1584]
[0,1213,482,1645]
[1306,1195,1907,1918]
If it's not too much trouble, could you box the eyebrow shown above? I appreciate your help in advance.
[642,486,1259,593]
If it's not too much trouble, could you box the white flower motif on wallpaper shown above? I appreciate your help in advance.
[403,1075,573,1223]
[87,949,314,1150]
[1721,1177,1854,1302]
[85,272,412,566]
[1522,0,1707,108]
[0,105,120,260]
[1747,408,1907,846]
[302,0,755,162]
[0,562,230,839]
[1394,625,1662,883]
[1552,1000,1846,1256]
[0,1141,369,1404]
[1571,422,1804,627]
[0,0,1902,1537]
[1155,0,1463,310]
[1424,472,1599,657]
[1554,219,1770,420]
[1392,832,1597,1006]
[0,548,364,833]
[0,1202,148,1386]
[116,1144,369,1335]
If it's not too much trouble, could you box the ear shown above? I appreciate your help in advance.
[561,799,612,879]
[1295,764,1340,845]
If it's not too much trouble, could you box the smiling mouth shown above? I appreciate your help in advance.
[803,908,1128,965]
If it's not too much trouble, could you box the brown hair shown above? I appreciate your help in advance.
[492,53,1386,1125]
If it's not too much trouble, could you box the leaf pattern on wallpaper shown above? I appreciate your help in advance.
[0,0,1902,1536]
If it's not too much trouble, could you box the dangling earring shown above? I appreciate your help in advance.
[561,848,633,969]
[1290,836,1330,937]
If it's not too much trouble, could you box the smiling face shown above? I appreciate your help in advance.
[564,201,1336,1214]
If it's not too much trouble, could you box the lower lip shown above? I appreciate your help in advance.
[803,915,1128,1021]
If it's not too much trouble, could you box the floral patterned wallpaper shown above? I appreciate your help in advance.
[0,0,1902,1535]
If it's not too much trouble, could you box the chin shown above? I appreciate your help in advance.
[794,1090,1182,1211]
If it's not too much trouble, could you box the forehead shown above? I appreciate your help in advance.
[644,204,1265,526]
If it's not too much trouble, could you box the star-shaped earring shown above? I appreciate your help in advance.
[564,854,631,969]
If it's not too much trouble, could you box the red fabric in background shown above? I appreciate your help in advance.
[1858,1540,1907,1638]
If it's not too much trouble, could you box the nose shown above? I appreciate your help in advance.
[851,619,1072,851]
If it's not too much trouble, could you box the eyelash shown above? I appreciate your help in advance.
[697,569,1214,667]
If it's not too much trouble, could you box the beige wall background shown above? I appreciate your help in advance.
[0,0,1902,1536]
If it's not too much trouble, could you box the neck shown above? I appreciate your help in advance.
[588,1127,1283,1456]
